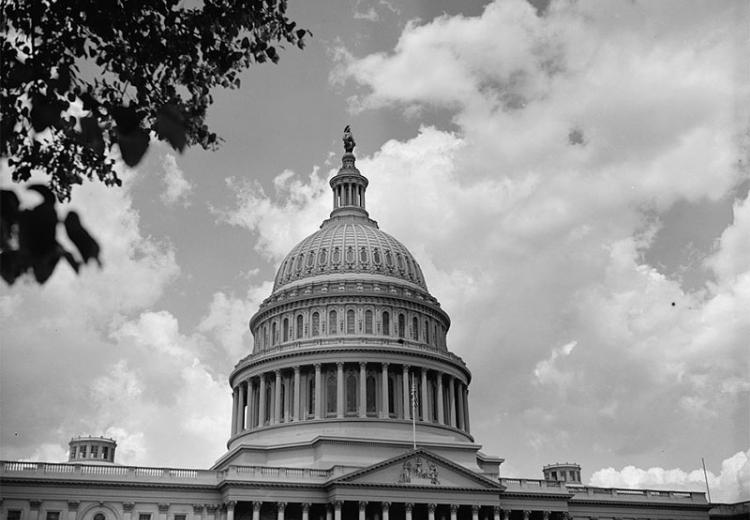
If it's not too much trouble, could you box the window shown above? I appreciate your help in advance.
[328,310,337,335]
[382,311,390,336]
[346,246,355,263]
[175,516,187,520]
[265,385,272,423]
[306,252,314,267]
[326,373,337,415]
[364,310,373,334]
[139,514,151,520]
[346,310,355,334]
[366,374,377,415]
[345,372,357,414]
[90,445,98,458]
[425,320,430,344]
[280,383,286,422]
[332,247,341,264]
[296,315,303,338]
[387,375,396,416]
[271,322,278,345]
[295,253,304,270]
[102,446,109,459]
[359,247,368,263]
[398,314,405,338]
[318,249,327,265]
[312,312,320,336]
[7,511,21,520]
[80,445,87,457]
[46,514,60,520]
[308,377,315,415]
[412,317,419,341]
[373,248,381,264]
[283,318,289,342]
[70,446,76,458]
[94,515,105,520]
[385,250,393,267]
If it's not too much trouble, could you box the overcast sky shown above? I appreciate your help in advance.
[1,0,749,503]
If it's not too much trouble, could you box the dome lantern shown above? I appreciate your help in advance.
[329,125,369,218]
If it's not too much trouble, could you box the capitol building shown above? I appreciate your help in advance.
[1,131,733,520]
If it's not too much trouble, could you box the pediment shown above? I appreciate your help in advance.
[333,449,503,490]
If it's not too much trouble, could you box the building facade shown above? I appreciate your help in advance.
[1,132,727,520]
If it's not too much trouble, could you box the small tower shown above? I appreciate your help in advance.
[543,462,582,484]
[329,125,370,219]
[68,436,117,464]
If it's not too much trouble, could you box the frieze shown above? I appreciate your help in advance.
[398,455,440,485]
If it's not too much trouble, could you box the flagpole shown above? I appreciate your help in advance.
[411,372,417,450]
[701,457,712,503]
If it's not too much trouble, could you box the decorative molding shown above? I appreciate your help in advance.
[30,501,42,510]
[67,502,80,511]
[397,455,440,485]
[158,505,169,513]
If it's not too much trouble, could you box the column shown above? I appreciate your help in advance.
[334,501,343,520]
[457,382,465,430]
[325,504,332,520]
[249,379,257,428]
[336,362,344,418]
[277,503,286,520]
[493,507,501,520]
[523,511,531,520]
[361,186,365,208]
[252,502,262,520]
[241,381,248,430]
[315,363,322,419]
[428,504,436,520]
[450,504,458,520]
[402,364,410,419]
[231,387,238,434]
[464,386,471,433]
[258,373,267,426]
[380,362,389,418]
[274,370,282,424]
[543,512,551,520]
[405,503,414,520]
[359,502,367,520]
[301,504,311,520]
[472,505,480,520]
[502,509,510,520]
[421,368,429,421]
[67,502,79,520]
[359,362,367,418]
[437,374,444,424]
[448,377,456,427]
[293,366,301,422]
[381,503,390,520]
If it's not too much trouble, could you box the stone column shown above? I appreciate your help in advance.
[315,363,322,419]
[380,362,389,418]
[421,368,429,421]
[502,509,510,520]
[359,362,367,418]
[464,387,471,433]
[250,379,257,428]
[543,512,550,520]
[402,364,410,419]
[448,377,456,427]
[252,502,262,520]
[405,503,414,520]
[381,503,390,520]
[450,504,459,520]
[334,501,343,520]
[437,374,444,424]
[472,505,480,520]
[258,373,267,426]
[122,504,133,520]
[67,502,79,520]
[428,504,436,520]
[359,502,367,520]
[159,504,170,520]
[523,511,531,520]
[274,370,282,424]
[241,381,248,430]
[301,504,311,520]
[336,362,344,418]
[231,387,238,434]
[277,503,286,520]
[457,382,465,430]
[293,366,301,422]
[325,504,332,520]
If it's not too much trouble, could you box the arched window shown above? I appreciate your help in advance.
[434,323,438,346]
[271,322,278,345]
[94,514,105,520]
[282,318,289,342]
[412,317,419,341]
[382,311,390,336]
[346,310,355,334]
[296,253,304,270]
[306,252,314,267]
[425,320,430,344]
[346,372,357,415]
[398,314,405,338]
[318,248,327,266]
[359,247,368,264]
[332,247,341,264]
[296,315,303,338]
[329,310,337,335]
[373,248,381,264]
[346,246,355,263]
[365,310,373,334]
[326,372,337,415]
[307,377,315,416]
[366,374,377,415]
[312,312,320,336]
[263,325,268,349]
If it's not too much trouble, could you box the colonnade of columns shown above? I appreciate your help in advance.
[224,501,548,520]
[332,181,366,209]
[231,362,470,436]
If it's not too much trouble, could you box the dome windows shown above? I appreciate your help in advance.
[312,312,320,336]
[365,310,373,334]
[332,247,341,265]
[346,310,355,334]
[346,246,355,264]
[329,310,338,335]
[373,248,381,265]
[385,250,393,268]
[318,249,327,266]
[296,253,304,271]
[306,252,315,268]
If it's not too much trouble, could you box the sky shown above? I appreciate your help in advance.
[1,0,749,504]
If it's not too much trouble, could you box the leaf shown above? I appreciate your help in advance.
[155,104,187,152]
[30,97,63,132]
[32,248,61,284]
[64,211,101,267]
[117,128,150,166]
[111,105,141,134]
[0,251,27,285]
[79,116,105,155]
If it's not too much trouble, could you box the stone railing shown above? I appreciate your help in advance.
[238,337,466,367]
[500,479,706,502]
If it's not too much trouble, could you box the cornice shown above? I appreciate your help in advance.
[0,476,218,491]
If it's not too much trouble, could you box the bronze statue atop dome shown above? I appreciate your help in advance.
[343,125,356,153]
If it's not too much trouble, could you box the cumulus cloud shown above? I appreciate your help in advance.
[591,450,750,503]
[160,153,193,207]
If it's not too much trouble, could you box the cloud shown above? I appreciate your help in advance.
[590,449,750,503]
[160,153,192,207]
[533,340,577,387]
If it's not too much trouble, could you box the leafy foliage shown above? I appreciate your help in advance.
[1,0,310,201]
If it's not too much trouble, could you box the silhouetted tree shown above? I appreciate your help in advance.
[0,0,309,284]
